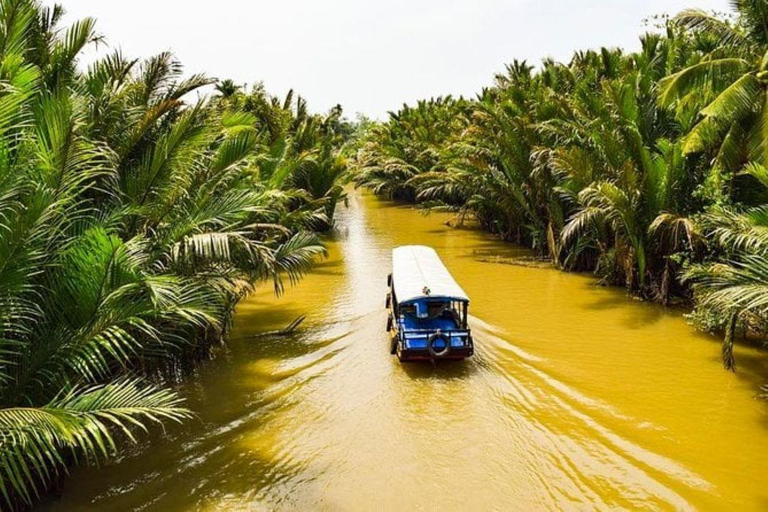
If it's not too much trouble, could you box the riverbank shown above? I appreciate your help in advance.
[0,2,352,506]
[45,190,768,511]
[352,5,768,371]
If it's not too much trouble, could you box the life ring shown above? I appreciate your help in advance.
[427,332,451,358]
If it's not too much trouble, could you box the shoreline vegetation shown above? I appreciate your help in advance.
[352,5,768,377]
[0,0,351,508]
[2,0,768,508]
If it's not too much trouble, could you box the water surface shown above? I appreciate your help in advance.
[47,191,768,510]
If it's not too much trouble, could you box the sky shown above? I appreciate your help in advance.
[57,0,731,119]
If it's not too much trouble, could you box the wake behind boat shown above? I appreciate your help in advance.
[386,245,473,362]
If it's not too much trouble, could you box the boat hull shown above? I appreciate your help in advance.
[396,346,474,362]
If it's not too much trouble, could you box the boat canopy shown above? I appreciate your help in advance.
[392,245,469,304]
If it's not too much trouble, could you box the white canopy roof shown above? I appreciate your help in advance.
[392,245,469,304]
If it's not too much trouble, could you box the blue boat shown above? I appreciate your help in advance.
[386,246,473,361]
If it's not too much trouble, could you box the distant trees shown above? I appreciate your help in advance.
[353,5,768,373]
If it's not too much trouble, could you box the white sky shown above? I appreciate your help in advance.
[56,0,731,119]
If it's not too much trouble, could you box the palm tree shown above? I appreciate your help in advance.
[355,96,467,202]
[212,86,350,228]
[684,192,768,370]
[561,136,691,293]
[354,33,701,297]
[0,5,198,504]
[215,78,240,98]
[290,140,347,229]
[0,0,341,506]
[659,3,768,181]
[552,48,691,293]
[0,380,190,508]
[414,89,550,247]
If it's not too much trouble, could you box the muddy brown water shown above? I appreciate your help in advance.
[46,191,768,510]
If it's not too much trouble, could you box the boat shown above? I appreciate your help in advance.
[386,245,473,361]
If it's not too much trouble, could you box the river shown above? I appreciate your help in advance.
[46,190,768,510]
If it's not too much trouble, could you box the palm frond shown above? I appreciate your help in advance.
[0,379,189,508]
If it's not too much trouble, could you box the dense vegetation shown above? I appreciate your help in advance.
[354,2,768,375]
[0,0,348,508]
[6,0,768,506]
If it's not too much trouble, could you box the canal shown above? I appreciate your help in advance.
[46,191,768,510]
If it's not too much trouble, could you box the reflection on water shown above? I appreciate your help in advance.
[45,191,768,511]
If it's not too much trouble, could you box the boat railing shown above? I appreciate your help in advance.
[399,328,472,346]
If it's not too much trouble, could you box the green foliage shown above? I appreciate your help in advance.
[352,4,768,371]
[0,0,348,507]
[0,380,190,507]
[212,82,351,230]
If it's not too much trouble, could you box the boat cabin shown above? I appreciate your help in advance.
[386,246,473,361]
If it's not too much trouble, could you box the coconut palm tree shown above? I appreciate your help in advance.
[413,89,551,247]
[0,36,199,507]
[0,0,341,506]
[215,78,240,98]
[659,2,768,179]
[684,186,768,370]
[0,380,190,508]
